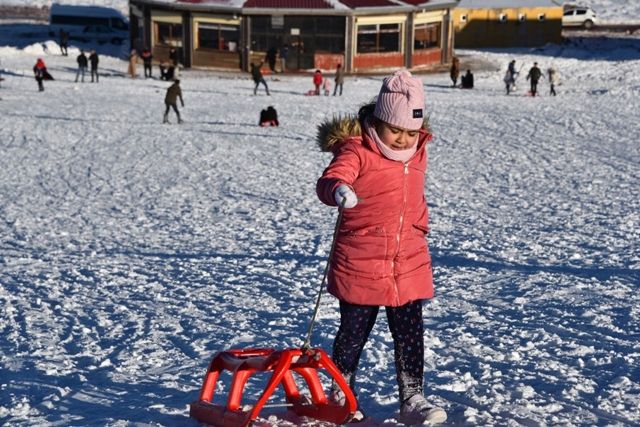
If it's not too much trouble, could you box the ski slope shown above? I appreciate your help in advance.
[1,29,639,427]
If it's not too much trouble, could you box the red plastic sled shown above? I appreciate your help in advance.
[189,347,358,427]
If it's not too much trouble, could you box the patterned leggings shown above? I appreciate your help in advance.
[332,299,424,402]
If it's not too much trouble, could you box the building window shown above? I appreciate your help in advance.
[460,14,468,23]
[499,13,507,23]
[414,22,440,50]
[538,13,546,21]
[357,23,401,54]
[518,13,526,23]
[155,22,182,47]
[198,23,239,52]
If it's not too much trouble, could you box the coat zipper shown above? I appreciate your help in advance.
[391,162,410,305]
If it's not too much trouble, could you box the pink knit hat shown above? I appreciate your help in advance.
[374,70,425,130]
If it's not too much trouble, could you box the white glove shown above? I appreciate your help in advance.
[334,184,358,208]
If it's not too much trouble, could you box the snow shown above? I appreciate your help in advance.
[1,5,640,427]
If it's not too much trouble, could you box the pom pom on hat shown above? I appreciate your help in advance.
[374,70,425,130]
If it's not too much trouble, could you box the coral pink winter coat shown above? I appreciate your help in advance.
[316,115,433,307]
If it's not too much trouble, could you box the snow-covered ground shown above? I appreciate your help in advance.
[1,17,640,427]
[3,0,640,23]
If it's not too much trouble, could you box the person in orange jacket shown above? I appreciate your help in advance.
[316,70,446,425]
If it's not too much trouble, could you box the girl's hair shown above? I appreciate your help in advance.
[357,102,377,124]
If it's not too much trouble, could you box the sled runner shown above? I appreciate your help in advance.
[190,347,358,427]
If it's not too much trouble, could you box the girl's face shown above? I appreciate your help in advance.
[375,121,420,151]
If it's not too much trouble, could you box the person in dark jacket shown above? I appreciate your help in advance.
[250,62,270,95]
[450,56,460,88]
[505,59,517,95]
[279,44,289,73]
[141,48,153,78]
[140,47,153,78]
[461,69,474,89]
[527,62,543,96]
[75,50,88,83]
[333,63,345,96]
[163,79,184,124]
[259,106,279,127]
[59,29,68,56]
[265,46,278,73]
[89,50,99,83]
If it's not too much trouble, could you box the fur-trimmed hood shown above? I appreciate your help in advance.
[316,103,431,152]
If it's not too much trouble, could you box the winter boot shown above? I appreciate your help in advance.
[329,381,366,423]
[163,114,169,124]
[177,114,183,124]
[398,394,446,425]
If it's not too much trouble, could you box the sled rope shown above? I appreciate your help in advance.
[302,201,345,350]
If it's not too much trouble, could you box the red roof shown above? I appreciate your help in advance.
[339,0,398,6]
[398,0,430,4]
[243,0,334,7]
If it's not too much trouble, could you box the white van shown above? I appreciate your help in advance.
[49,3,129,45]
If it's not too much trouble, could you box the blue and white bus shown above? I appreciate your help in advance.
[49,4,129,45]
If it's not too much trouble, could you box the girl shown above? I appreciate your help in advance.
[316,70,446,425]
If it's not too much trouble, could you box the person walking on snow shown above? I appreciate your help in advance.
[316,69,447,425]
[547,66,559,96]
[450,56,460,87]
[141,47,153,78]
[89,50,99,83]
[75,50,88,83]
[333,63,344,96]
[279,44,289,73]
[33,58,47,91]
[527,62,542,97]
[323,77,331,96]
[163,79,184,124]
[505,59,517,94]
[250,62,270,95]
[128,49,138,78]
[59,29,68,56]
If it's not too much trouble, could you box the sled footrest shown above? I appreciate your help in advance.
[189,347,357,427]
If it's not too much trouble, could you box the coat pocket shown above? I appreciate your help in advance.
[333,229,389,278]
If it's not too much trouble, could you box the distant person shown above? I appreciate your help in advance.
[460,69,474,89]
[333,63,344,96]
[547,66,559,96]
[313,69,323,95]
[33,58,47,91]
[128,49,138,78]
[505,59,517,95]
[259,106,279,127]
[279,44,289,72]
[169,47,179,66]
[450,56,460,88]
[265,46,278,73]
[159,61,175,81]
[89,50,99,83]
[59,29,68,56]
[250,62,270,95]
[526,62,542,96]
[163,79,184,124]
[141,47,153,78]
[75,50,88,83]
[323,78,331,96]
